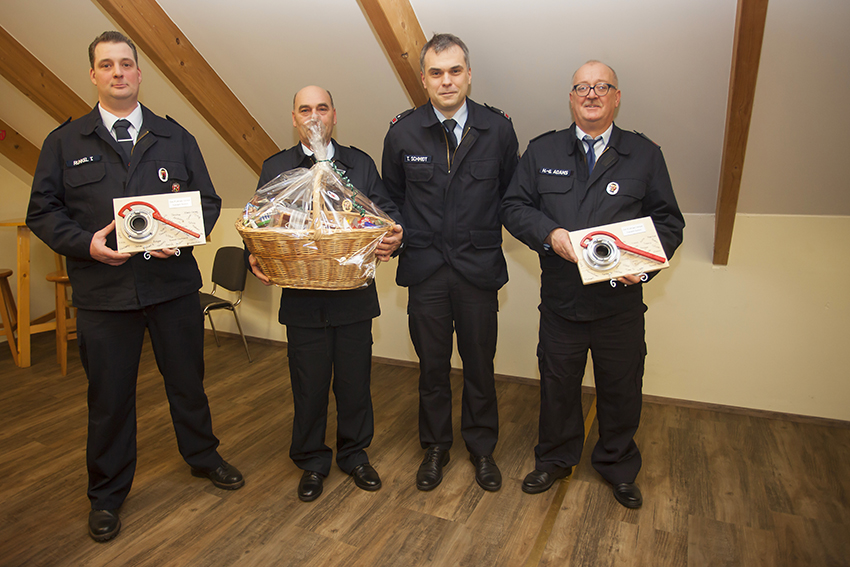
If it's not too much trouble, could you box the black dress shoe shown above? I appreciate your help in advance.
[416,447,450,491]
[470,454,502,491]
[612,482,643,508]
[88,509,120,542]
[521,468,571,494]
[191,460,245,490]
[351,463,382,491]
[298,471,324,502]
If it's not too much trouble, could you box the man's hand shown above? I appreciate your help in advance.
[147,248,178,259]
[90,221,132,266]
[376,224,403,262]
[545,228,578,263]
[248,253,271,286]
[616,274,643,286]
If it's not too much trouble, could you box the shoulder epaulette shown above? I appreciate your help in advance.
[529,130,557,143]
[166,115,184,129]
[348,145,370,157]
[51,117,72,133]
[633,130,660,148]
[390,108,415,127]
[484,103,511,122]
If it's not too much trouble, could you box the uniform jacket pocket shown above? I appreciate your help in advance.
[64,163,106,187]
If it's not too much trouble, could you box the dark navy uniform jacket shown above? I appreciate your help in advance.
[382,99,519,291]
[501,124,685,321]
[253,141,401,328]
[27,104,221,311]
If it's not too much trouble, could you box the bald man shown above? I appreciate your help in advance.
[247,86,403,502]
[501,61,684,508]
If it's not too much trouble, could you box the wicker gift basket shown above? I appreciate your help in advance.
[237,120,394,290]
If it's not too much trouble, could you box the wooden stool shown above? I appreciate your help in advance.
[46,258,76,375]
[0,268,19,365]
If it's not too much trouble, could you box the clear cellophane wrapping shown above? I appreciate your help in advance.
[237,120,394,289]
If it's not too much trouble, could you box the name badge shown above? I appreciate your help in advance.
[539,168,572,176]
[66,155,102,167]
[405,155,432,163]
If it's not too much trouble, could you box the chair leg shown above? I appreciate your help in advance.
[231,309,252,363]
[206,312,221,346]
[0,276,19,366]
[55,283,68,376]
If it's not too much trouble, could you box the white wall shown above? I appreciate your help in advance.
[202,212,850,422]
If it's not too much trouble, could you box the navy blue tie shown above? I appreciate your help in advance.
[113,119,134,163]
[443,119,458,153]
[583,135,602,173]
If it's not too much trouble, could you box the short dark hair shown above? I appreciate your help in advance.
[88,31,138,69]
[419,33,470,74]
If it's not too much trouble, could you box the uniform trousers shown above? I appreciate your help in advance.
[536,303,646,484]
[286,320,374,477]
[408,265,499,456]
[76,293,222,511]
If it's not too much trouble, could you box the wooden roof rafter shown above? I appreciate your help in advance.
[359,0,428,108]
[93,0,279,175]
[713,0,770,265]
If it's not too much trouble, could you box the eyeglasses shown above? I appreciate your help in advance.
[572,83,617,97]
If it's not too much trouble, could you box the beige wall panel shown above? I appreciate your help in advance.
[203,212,850,422]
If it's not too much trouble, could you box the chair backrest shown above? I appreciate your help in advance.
[211,247,249,293]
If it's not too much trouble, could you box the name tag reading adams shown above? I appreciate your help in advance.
[539,168,572,176]
[405,155,432,163]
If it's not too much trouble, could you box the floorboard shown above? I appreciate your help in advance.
[0,332,848,566]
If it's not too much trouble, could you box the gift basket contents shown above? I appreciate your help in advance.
[237,117,395,290]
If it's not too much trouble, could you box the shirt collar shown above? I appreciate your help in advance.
[575,122,613,151]
[432,99,469,131]
[300,140,335,162]
[99,103,143,137]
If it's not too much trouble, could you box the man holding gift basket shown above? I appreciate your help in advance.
[382,34,519,492]
[246,86,403,502]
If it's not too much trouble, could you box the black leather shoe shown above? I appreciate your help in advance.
[191,460,244,490]
[351,463,382,491]
[298,471,324,502]
[416,447,450,491]
[470,454,502,491]
[521,468,570,494]
[612,482,643,508]
[88,509,120,542]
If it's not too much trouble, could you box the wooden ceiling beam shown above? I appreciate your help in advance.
[713,0,770,265]
[94,0,278,175]
[0,118,40,176]
[359,0,428,108]
[0,25,91,123]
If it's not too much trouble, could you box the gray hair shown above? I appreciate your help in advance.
[572,60,619,88]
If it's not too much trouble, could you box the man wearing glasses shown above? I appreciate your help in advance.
[501,60,684,508]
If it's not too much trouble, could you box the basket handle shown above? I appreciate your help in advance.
[311,167,324,237]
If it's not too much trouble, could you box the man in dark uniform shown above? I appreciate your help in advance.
[382,34,519,492]
[26,31,243,542]
[247,85,403,502]
[501,60,684,508]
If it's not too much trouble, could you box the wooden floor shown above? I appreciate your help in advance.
[1,333,848,567]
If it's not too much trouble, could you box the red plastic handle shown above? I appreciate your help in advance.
[580,230,665,263]
[118,201,200,239]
